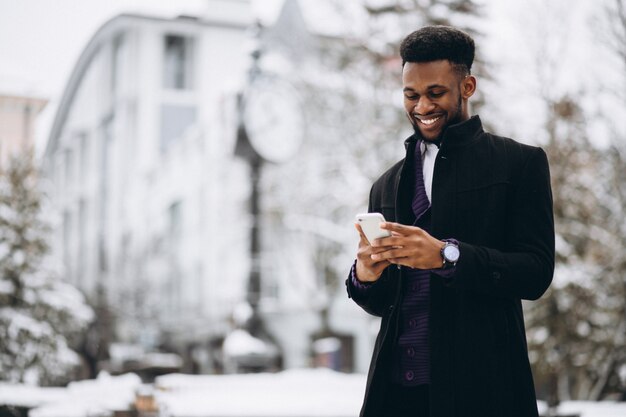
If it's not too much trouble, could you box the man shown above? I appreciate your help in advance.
[346,26,554,417]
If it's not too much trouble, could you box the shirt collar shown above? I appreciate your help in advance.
[421,140,438,154]
[404,115,483,151]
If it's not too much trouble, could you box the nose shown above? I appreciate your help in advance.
[414,96,435,115]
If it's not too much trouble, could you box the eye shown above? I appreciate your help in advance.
[429,91,445,98]
[404,94,418,101]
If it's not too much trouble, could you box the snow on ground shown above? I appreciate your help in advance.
[155,368,365,417]
[27,372,142,417]
[155,370,626,417]
[0,383,66,408]
[2,369,626,417]
[538,400,626,417]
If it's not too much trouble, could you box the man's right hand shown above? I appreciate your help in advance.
[355,223,392,283]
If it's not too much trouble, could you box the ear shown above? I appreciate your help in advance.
[461,75,477,99]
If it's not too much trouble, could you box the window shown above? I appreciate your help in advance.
[77,199,87,286]
[163,35,193,90]
[124,101,137,159]
[63,210,74,282]
[160,104,196,151]
[64,148,74,189]
[167,201,183,315]
[168,201,183,241]
[98,117,113,231]
[111,34,127,93]
[78,132,89,185]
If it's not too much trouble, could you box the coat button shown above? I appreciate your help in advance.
[409,318,417,328]
[405,371,414,381]
[407,347,415,357]
[492,271,501,283]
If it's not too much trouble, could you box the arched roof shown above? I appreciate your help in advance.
[44,13,247,162]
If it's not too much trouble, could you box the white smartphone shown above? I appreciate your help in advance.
[355,212,391,243]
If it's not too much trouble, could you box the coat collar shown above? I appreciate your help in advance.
[404,115,484,150]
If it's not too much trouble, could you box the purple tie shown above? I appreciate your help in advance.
[412,140,430,220]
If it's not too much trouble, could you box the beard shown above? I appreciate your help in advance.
[412,93,464,143]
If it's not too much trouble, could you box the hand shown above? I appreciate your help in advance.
[370,222,445,270]
[354,223,392,283]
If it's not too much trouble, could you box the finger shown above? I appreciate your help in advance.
[372,235,406,248]
[369,246,401,257]
[354,223,370,245]
[381,222,423,235]
[371,247,410,262]
[370,245,398,254]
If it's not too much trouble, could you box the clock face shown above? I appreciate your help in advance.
[243,81,304,163]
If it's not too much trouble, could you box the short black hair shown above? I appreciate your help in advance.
[400,25,475,76]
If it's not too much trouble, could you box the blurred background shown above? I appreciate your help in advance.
[0,0,625,416]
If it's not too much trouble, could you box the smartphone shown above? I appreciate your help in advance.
[355,212,391,243]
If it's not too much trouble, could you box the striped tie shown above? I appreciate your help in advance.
[411,140,430,220]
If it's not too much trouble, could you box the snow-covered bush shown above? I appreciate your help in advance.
[0,153,93,385]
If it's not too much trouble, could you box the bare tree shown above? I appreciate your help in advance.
[521,0,626,402]
[259,0,485,370]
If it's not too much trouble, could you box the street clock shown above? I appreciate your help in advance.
[242,78,304,163]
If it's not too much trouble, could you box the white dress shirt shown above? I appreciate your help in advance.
[420,140,439,203]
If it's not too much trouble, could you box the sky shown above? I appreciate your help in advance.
[0,0,284,151]
[0,0,285,96]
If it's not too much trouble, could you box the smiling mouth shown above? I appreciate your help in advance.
[416,115,442,126]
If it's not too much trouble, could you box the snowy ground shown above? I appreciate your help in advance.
[155,369,364,417]
[0,372,141,417]
[1,369,625,417]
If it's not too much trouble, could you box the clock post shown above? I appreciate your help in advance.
[235,37,265,334]
[229,23,303,372]
[246,156,263,334]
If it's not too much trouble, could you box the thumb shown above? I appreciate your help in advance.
[354,223,371,246]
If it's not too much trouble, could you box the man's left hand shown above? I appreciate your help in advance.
[370,222,445,270]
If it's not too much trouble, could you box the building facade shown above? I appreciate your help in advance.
[42,0,376,374]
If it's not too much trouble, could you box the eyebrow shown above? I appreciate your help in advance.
[403,84,448,92]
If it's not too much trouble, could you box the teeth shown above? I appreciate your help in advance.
[419,116,441,125]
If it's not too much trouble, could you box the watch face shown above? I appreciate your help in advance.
[444,244,460,262]
[243,81,303,163]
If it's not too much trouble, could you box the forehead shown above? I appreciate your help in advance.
[402,60,458,89]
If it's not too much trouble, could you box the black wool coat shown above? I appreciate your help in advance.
[346,116,555,417]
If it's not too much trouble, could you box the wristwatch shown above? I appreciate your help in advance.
[440,239,460,269]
